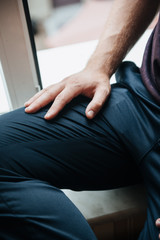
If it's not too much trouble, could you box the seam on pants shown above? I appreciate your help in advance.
[138,138,160,166]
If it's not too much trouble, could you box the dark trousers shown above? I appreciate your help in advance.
[0,62,160,239]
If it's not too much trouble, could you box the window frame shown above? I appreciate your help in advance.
[0,0,41,110]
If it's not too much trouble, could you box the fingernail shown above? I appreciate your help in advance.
[25,106,31,112]
[44,113,51,119]
[24,102,28,106]
[87,110,94,118]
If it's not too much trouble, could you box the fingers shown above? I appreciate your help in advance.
[44,87,80,120]
[85,83,111,119]
[155,219,160,239]
[24,72,111,120]
[25,84,63,113]
[156,218,160,227]
[24,89,45,107]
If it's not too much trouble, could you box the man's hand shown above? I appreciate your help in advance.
[24,69,111,120]
[155,219,160,239]
[24,0,159,121]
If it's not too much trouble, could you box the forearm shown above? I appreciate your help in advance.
[86,0,160,77]
[25,0,160,120]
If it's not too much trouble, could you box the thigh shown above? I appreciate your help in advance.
[112,62,160,240]
[0,94,140,191]
[138,148,160,240]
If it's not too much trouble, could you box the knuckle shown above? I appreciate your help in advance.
[56,95,65,104]
[95,101,103,108]
[43,88,48,93]
[99,85,111,96]
[63,76,70,82]
[35,101,44,109]
[104,88,110,96]
[107,84,111,92]
[43,88,49,93]
[39,103,45,109]
[70,78,81,88]
[44,88,53,99]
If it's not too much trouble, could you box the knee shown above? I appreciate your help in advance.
[0,179,97,239]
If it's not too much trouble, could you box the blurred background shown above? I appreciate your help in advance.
[0,0,158,114]
[28,0,113,50]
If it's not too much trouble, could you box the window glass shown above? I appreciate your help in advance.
[28,0,113,51]
[27,0,113,87]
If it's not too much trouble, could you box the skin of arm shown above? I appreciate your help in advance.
[25,0,160,120]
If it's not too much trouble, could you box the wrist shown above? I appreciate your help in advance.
[85,52,116,79]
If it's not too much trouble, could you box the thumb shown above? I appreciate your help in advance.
[85,85,110,119]
[155,218,160,227]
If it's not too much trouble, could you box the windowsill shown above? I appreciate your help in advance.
[37,29,152,88]
[0,29,152,114]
